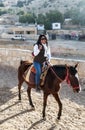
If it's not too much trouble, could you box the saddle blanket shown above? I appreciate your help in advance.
[23,65,49,86]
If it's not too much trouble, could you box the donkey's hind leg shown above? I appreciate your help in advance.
[27,87,35,108]
[18,79,24,100]
[42,92,49,120]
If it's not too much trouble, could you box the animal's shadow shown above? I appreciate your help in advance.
[0,108,34,125]
[0,64,18,105]
[60,80,85,106]
[27,119,57,130]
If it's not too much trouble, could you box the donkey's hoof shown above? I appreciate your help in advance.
[19,99,21,102]
[18,97,21,100]
[43,117,46,121]
[31,107,35,110]
[57,116,60,120]
[56,118,60,123]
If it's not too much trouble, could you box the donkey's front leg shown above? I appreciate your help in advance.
[42,92,49,120]
[27,87,35,108]
[53,93,62,120]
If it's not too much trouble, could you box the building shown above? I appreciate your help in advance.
[52,23,61,30]
[37,24,46,35]
[8,24,37,35]
[1,24,38,39]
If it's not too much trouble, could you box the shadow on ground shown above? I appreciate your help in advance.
[0,64,18,105]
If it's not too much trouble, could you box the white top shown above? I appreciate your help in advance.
[42,44,51,61]
[33,44,51,61]
[33,44,40,56]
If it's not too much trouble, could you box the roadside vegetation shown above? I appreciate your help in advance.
[19,8,85,30]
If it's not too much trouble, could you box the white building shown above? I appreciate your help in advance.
[52,22,61,30]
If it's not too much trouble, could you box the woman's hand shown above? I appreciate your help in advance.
[39,45,42,50]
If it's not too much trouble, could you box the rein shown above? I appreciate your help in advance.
[50,66,70,83]
[50,67,63,82]
[49,65,80,91]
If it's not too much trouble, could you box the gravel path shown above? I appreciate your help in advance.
[0,64,85,130]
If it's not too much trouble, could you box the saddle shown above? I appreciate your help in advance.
[23,64,49,86]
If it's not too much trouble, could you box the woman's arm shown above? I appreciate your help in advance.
[33,44,40,56]
[47,46,51,61]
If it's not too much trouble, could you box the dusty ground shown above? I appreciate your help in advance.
[0,39,85,130]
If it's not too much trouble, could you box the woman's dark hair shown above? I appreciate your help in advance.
[36,34,48,46]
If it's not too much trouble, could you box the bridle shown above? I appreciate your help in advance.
[65,66,80,90]
[50,66,79,91]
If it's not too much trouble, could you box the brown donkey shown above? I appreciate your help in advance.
[18,60,80,120]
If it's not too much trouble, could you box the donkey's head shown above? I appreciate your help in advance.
[66,64,81,93]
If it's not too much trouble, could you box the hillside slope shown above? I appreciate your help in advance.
[27,0,84,14]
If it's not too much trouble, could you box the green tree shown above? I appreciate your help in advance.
[19,13,35,23]
[64,9,72,18]
[71,9,85,25]
[46,10,64,23]
[45,10,64,29]
[0,2,4,7]
[17,11,24,15]
[37,14,46,24]
[7,8,13,14]
[17,1,24,7]
[78,11,85,25]
[71,9,80,25]
[19,10,64,30]
[64,8,85,26]
[0,9,7,15]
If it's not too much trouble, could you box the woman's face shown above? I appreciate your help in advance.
[41,37,47,44]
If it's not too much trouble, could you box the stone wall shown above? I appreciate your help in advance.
[0,48,33,67]
[0,48,85,77]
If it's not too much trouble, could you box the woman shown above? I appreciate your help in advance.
[33,34,51,92]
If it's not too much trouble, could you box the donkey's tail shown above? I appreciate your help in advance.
[20,60,23,65]
[20,60,32,66]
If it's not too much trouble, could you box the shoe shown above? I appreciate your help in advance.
[36,85,41,92]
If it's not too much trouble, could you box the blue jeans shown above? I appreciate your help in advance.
[33,62,42,86]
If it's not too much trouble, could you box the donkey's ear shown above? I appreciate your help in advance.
[75,63,79,68]
[65,64,67,67]
[65,64,69,69]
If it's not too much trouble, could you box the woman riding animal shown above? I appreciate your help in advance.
[33,34,51,92]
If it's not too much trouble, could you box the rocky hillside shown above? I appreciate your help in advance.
[27,0,85,14]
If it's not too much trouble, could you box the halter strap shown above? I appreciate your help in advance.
[65,67,70,85]
[73,86,80,90]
